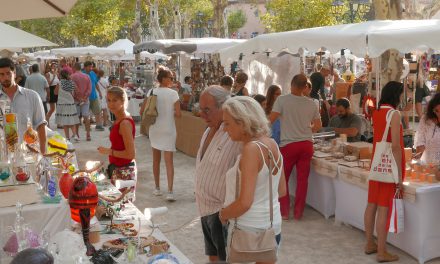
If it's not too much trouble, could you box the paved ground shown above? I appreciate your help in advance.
[69,121,438,264]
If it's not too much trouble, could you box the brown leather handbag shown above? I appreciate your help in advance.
[227,141,278,263]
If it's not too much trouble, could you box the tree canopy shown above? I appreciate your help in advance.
[261,0,337,33]
[227,10,247,36]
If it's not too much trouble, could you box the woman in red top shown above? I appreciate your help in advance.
[364,81,405,263]
[98,86,136,201]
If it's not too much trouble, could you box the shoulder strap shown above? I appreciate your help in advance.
[148,88,155,96]
[50,73,56,85]
[381,109,397,142]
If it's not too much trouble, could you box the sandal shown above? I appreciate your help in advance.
[364,242,378,255]
[86,136,91,141]
[377,252,399,262]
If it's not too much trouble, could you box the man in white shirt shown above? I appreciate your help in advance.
[195,85,241,262]
[24,64,49,114]
[270,73,322,220]
[0,58,47,153]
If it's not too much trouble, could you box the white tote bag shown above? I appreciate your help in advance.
[369,109,399,183]
[389,189,404,234]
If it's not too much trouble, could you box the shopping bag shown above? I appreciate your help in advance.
[141,89,158,135]
[369,110,399,183]
[389,189,404,234]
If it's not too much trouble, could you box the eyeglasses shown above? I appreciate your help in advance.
[200,107,212,115]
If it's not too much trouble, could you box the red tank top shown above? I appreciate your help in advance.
[109,117,135,166]
[372,105,406,180]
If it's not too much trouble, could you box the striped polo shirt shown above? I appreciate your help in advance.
[195,123,242,217]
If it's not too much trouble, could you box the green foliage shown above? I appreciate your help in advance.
[262,0,337,33]
[227,10,247,34]
[12,0,219,47]
[62,0,131,46]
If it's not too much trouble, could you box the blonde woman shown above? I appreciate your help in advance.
[148,67,181,201]
[98,86,136,201]
[219,96,287,263]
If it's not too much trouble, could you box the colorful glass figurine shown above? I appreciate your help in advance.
[68,176,98,256]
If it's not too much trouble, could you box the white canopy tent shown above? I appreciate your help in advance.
[133,37,246,54]
[0,0,78,22]
[105,39,169,61]
[50,45,125,57]
[0,22,57,52]
[108,38,135,54]
[219,20,440,64]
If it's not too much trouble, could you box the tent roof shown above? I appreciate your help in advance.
[94,51,170,61]
[0,22,57,50]
[219,19,440,63]
[0,0,78,22]
[50,45,125,57]
[108,39,135,54]
[133,37,246,54]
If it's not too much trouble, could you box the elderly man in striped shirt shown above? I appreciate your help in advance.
[195,85,241,262]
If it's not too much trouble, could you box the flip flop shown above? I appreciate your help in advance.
[365,243,378,255]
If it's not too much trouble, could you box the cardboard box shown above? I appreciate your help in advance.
[344,142,373,159]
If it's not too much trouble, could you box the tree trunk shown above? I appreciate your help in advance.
[172,4,182,39]
[374,0,403,86]
[211,0,228,38]
[131,0,142,44]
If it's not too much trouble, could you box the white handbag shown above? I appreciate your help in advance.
[369,109,399,183]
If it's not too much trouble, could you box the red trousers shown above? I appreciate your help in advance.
[279,141,314,219]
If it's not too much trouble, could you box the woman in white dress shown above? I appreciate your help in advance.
[218,96,287,264]
[148,67,181,201]
[97,70,110,127]
[55,70,80,141]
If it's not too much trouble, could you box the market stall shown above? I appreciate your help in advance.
[50,45,125,58]
[296,144,440,264]
[174,111,206,157]
[140,110,206,157]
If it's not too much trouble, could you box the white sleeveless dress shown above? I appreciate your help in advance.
[148,87,179,151]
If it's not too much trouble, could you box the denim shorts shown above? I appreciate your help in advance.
[76,101,90,117]
[201,212,227,261]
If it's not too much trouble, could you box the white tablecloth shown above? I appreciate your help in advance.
[127,98,144,118]
[0,199,71,262]
[0,199,70,238]
[290,167,336,219]
[333,177,440,264]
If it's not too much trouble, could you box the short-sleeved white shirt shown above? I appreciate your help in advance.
[0,86,47,142]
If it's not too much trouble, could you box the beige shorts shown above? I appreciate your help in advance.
[89,99,101,115]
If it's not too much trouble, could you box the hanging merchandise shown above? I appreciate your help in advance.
[362,95,377,121]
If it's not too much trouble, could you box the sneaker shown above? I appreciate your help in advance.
[95,125,105,131]
[166,192,176,202]
[153,188,162,196]
[72,135,80,143]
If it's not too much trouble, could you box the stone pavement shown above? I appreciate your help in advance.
[68,122,435,264]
